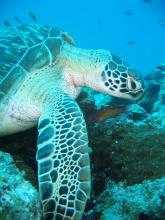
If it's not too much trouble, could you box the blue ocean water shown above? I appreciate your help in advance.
[0,0,165,74]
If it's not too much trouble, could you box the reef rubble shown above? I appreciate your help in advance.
[95,177,165,220]
[0,151,40,220]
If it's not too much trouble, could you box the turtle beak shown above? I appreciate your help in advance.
[129,89,144,100]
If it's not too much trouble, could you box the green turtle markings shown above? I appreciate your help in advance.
[0,24,144,220]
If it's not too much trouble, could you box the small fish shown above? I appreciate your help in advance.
[142,0,152,3]
[158,19,165,28]
[124,9,134,16]
[87,105,126,124]
[3,20,11,27]
[28,11,37,21]
[13,16,22,24]
[97,18,101,24]
[127,40,135,46]
[61,32,75,45]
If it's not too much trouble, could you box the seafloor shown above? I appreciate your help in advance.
[0,64,165,220]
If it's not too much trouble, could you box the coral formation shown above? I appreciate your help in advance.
[0,151,40,220]
[95,178,165,220]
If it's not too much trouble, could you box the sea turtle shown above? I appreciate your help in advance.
[0,24,144,220]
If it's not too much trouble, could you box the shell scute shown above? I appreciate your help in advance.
[0,66,27,95]
[0,28,27,79]
[0,24,63,90]
[19,44,50,72]
[49,27,61,38]
[16,24,50,47]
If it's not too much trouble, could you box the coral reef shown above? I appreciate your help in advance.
[95,178,165,220]
[0,151,40,220]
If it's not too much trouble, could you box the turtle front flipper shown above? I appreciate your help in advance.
[37,92,91,220]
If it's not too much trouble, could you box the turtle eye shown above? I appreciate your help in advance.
[131,80,136,90]
[127,78,137,90]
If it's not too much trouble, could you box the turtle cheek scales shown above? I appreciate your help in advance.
[107,71,111,77]
[121,77,126,83]
[37,93,91,220]
[108,61,117,70]
[120,88,129,93]
[104,82,109,87]
[102,53,139,96]
[102,58,127,94]
[113,70,120,77]
[109,87,115,91]
[101,71,106,81]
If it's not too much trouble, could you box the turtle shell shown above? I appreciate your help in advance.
[0,24,67,98]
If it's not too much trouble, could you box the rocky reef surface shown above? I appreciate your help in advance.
[0,64,165,220]
[95,177,165,220]
[0,151,40,220]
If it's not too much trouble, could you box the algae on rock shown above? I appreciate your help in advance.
[0,151,40,220]
[95,178,165,220]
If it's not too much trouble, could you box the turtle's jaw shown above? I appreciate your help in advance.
[128,90,144,100]
[109,89,144,100]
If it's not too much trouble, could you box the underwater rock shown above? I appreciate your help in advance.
[0,151,40,220]
[88,108,165,195]
[126,104,148,121]
[0,128,38,186]
[139,64,165,113]
[95,178,165,220]
[139,80,160,113]
[152,66,165,114]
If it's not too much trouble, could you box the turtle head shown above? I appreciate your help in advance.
[98,53,145,100]
[61,45,144,100]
